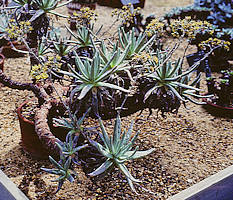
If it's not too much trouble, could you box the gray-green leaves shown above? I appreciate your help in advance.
[88,115,154,193]
[118,27,156,59]
[41,156,75,193]
[58,51,130,101]
[144,49,203,103]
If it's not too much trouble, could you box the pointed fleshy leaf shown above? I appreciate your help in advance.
[98,118,111,150]
[124,148,155,160]
[126,177,138,194]
[97,82,130,93]
[77,84,93,100]
[144,85,160,102]
[118,164,141,183]
[88,160,113,177]
[113,114,121,145]
[49,156,63,170]
[89,139,113,159]
[167,84,187,102]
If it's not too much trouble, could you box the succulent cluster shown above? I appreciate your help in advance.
[71,7,98,26]
[1,1,224,196]
[88,115,154,193]
[6,19,33,40]
[169,17,214,40]
[111,3,142,25]
[30,64,49,82]
[145,18,165,37]
[199,37,231,51]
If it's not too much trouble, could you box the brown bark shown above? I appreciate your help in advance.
[0,69,48,104]
[34,100,60,157]
[33,84,69,157]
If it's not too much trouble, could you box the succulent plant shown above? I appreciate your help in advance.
[67,25,94,49]
[143,49,204,103]
[42,110,91,192]
[55,131,88,164]
[99,41,130,70]
[37,38,52,58]
[88,115,154,193]
[58,51,130,101]
[41,156,76,193]
[118,27,156,59]
[53,108,90,134]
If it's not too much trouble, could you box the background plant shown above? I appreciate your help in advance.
[88,115,154,193]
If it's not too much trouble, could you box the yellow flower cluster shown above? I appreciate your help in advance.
[30,55,63,82]
[72,7,98,25]
[30,64,49,82]
[199,38,231,51]
[6,19,33,40]
[170,17,214,39]
[145,19,165,37]
[111,3,141,25]
[132,52,158,65]
[47,55,63,70]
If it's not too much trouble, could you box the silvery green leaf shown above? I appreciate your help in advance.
[126,177,138,194]
[64,157,71,170]
[55,141,64,151]
[98,118,111,150]
[124,120,134,144]
[167,84,187,102]
[172,82,201,91]
[120,131,139,156]
[113,115,121,145]
[70,85,84,102]
[97,82,130,93]
[41,168,60,175]
[29,9,45,22]
[55,180,64,193]
[137,33,156,53]
[52,173,66,182]
[144,85,160,102]
[88,160,113,177]
[118,164,141,183]
[73,144,88,152]
[167,57,182,77]
[66,173,75,183]
[124,148,155,160]
[73,53,89,79]
[97,52,117,79]
[89,139,113,159]
[182,95,207,105]
[58,69,80,80]
[77,84,93,100]
[49,156,63,170]
[183,91,213,98]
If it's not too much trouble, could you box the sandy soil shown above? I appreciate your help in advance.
[0,1,232,200]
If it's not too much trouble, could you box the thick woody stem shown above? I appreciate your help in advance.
[33,84,69,157]
[0,69,48,104]
[34,100,60,157]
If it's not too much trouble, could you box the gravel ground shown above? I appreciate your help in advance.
[0,1,233,200]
